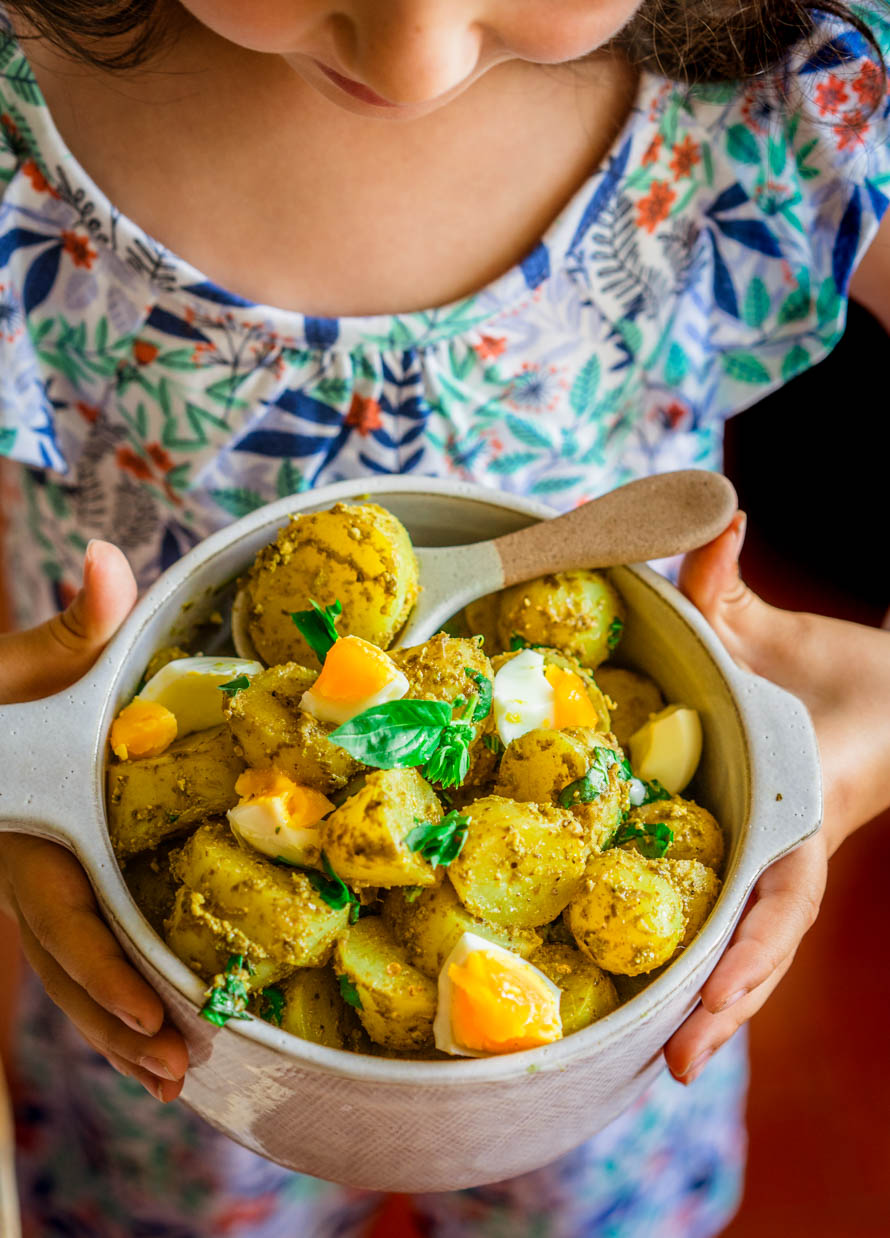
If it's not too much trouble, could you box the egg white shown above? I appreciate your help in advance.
[227,797,322,867]
[139,656,262,737]
[492,649,555,746]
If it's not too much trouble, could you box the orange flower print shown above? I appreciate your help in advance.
[814,73,848,115]
[116,442,183,504]
[834,108,868,152]
[853,59,883,109]
[636,181,676,233]
[474,334,507,360]
[21,159,59,197]
[669,136,700,180]
[346,393,383,437]
[641,134,662,167]
[61,230,96,270]
[133,340,159,365]
[75,401,100,423]
[116,445,153,481]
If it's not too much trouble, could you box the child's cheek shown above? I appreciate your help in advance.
[177,0,325,54]
[499,0,647,63]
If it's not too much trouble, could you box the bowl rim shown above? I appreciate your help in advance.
[94,477,776,1085]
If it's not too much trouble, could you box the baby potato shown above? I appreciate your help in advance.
[448,795,588,929]
[382,879,542,978]
[648,857,721,948]
[122,841,180,935]
[319,768,442,888]
[532,943,620,1034]
[626,796,725,872]
[164,885,292,988]
[278,967,359,1049]
[594,667,665,748]
[334,916,437,1050]
[107,725,245,860]
[244,502,419,665]
[171,820,350,969]
[567,850,684,976]
[461,592,505,655]
[495,570,626,670]
[224,662,362,794]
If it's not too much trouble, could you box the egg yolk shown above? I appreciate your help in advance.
[309,635,399,703]
[234,768,333,826]
[545,666,598,729]
[448,950,562,1054]
[110,699,178,761]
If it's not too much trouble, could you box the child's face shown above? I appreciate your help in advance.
[178,0,643,117]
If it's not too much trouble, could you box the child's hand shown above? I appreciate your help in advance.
[0,542,188,1101]
[664,513,890,1083]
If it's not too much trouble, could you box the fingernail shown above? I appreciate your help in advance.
[733,511,747,551]
[682,1049,713,1084]
[113,1007,148,1035]
[142,1075,166,1102]
[140,1055,179,1081]
[713,988,747,1013]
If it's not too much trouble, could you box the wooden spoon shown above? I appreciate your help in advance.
[232,469,737,659]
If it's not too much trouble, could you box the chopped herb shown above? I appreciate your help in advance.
[605,820,674,859]
[218,674,251,697]
[482,733,505,755]
[259,986,285,1027]
[200,954,254,1027]
[642,778,671,803]
[291,598,343,665]
[403,886,423,903]
[558,746,628,808]
[422,718,475,788]
[404,809,469,868]
[305,853,361,923]
[339,974,363,1009]
[509,633,546,651]
[464,669,493,721]
[166,811,180,824]
[606,616,624,652]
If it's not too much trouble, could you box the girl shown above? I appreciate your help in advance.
[1,2,889,1234]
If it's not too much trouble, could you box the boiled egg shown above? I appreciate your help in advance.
[138,656,263,737]
[227,767,333,866]
[434,931,563,1057]
[110,698,178,761]
[299,634,409,726]
[492,650,597,745]
[628,703,702,794]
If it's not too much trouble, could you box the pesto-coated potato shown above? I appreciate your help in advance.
[123,841,180,935]
[278,967,359,1048]
[449,795,588,929]
[224,662,361,794]
[461,592,505,655]
[567,849,684,976]
[334,916,437,1050]
[594,667,665,748]
[244,502,419,665]
[319,767,442,888]
[164,885,292,988]
[626,796,725,872]
[382,878,541,978]
[171,820,349,968]
[648,857,721,948]
[107,725,245,860]
[495,570,626,670]
[532,943,620,1034]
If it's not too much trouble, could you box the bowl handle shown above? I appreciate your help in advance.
[733,672,823,887]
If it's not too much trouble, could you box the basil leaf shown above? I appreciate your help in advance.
[607,616,624,652]
[218,674,251,697]
[404,809,469,868]
[422,719,475,788]
[464,669,492,721]
[330,699,452,768]
[200,954,253,1027]
[339,974,363,1009]
[259,986,285,1027]
[605,820,674,859]
[291,598,342,665]
[558,747,621,808]
[643,778,671,803]
[305,852,360,922]
[482,733,505,755]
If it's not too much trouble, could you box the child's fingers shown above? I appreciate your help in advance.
[17,913,188,1087]
[6,834,167,1037]
[92,1044,185,1103]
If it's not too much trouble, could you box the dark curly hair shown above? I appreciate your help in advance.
[4,0,886,83]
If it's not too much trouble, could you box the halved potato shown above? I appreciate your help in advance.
[164,885,291,988]
[278,967,359,1048]
[333,916,437,1050]
[532,942,620,1034]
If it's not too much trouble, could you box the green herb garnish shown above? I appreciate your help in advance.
[330,696,477,789]
[291,598,342,665]
[305,852,361,923]
[642,778,671,803]
[422,718,475,788]
[482,733,505,755]
[200,954,253,1027]
[339,974,363,1009]
[606,617,624,652]
[403,886,423,903]
[558,746,629,808]
[259,986,285,1027]
[218,674,251,697]
[464,669,492,721]
[404,809,469,868]
[605,820,674,859]
[509,633,546,651]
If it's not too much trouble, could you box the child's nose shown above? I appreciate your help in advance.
[336,2,486,104]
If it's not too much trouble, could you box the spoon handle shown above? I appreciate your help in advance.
[494,470,737,587]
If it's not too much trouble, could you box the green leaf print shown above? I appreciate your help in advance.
[158,348,201,371]
[210,488,267,518]
[315,377,350,403]
[531,476,586,494]
[614,318,643,359]
[505,414,552,450]
[206,375,249,412]
[95,317,108,352]
[726,125,760,166]
[0,428,17,456]
[816,278,842,327]
[29,318,54,345]
[448,342,476,382]
[742,278,771,329]
[722,351,771,385]
[277,459,305,497]
[352,351,377,382]
[691,81,738,104]
[3,56,41,105]
[768,136,787,177]
[795,138,821,181]
[781,344,810,382]
[777,287,811,325]
[44,481,69,519]
[664,342,689,387]
[487,452,538,474]
[569,355,600,416]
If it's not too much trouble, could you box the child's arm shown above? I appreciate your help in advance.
[664,513,890,1082]
[0,542,188,1101]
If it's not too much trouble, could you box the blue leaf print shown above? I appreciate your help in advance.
[400,445,424,472]
[568,134,632,254]
[269,387,347,425]
[706,230,739,319]
[832,187,861,294]
[711,218,783,257]
[234,428,332,458]
[519,243,550,291]
[370,421,427,451]
[799,30,866,74]
[865,179,889,221]
[146,305,211,342]
[0,227,55,266]
[707,182,749,216]
[304,316,340,349]
[181,280,256,307]
[22,242,62,313]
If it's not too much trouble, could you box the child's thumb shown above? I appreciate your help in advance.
[0,540,137,703]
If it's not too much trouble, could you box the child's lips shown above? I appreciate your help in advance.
[314,62,398,108]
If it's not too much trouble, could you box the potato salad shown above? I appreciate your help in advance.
[108,501,725,1059]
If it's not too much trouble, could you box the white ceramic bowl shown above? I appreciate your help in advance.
[0,479,821,1192]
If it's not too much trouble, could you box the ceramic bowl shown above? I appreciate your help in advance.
[0,478,821,1192]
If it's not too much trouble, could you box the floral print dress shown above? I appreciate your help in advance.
[1,5,888,1235]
